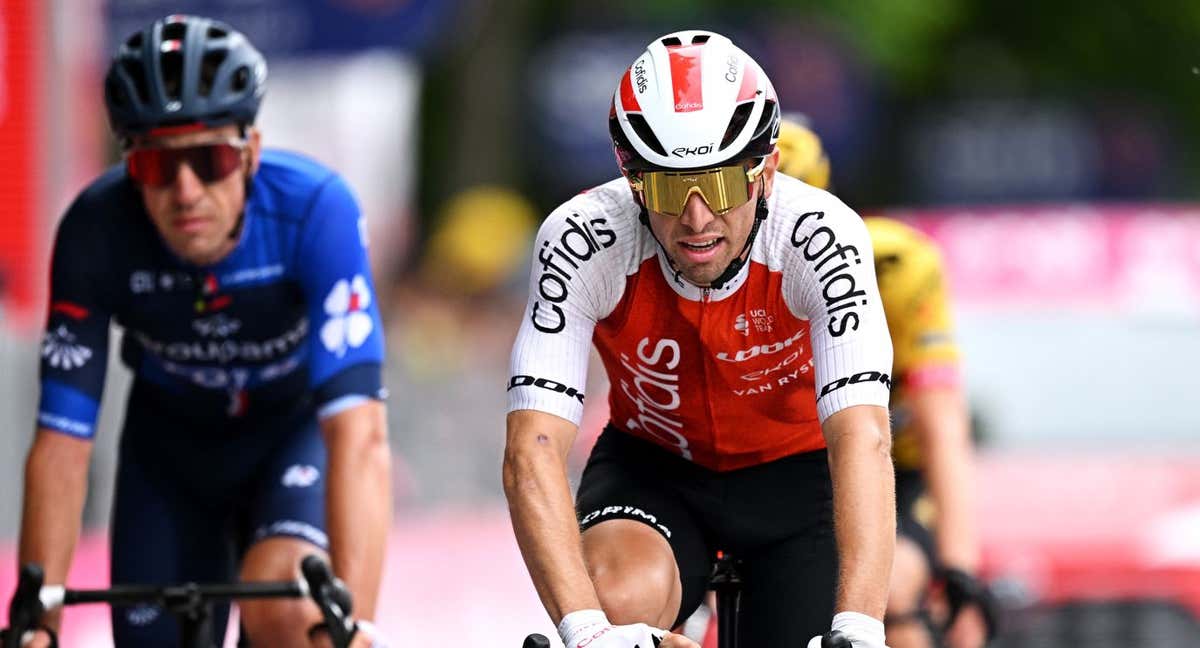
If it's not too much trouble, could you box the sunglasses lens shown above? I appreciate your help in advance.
[639,165,753,216]
[127,143,244,187]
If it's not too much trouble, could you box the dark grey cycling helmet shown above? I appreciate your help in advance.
[104,15,267,138]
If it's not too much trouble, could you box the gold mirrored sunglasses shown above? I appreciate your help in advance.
[630,158,766,217]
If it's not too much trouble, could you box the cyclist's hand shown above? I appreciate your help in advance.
[22,628,56,648]
[558,609,694,648]
[943,604,987,648]
[807,612,888,648]
[309,621,388,648]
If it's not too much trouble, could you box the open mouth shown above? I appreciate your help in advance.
[679,238,722,251]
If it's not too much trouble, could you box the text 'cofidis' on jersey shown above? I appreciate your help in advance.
[532,214,617,334]
[790,210,869,337]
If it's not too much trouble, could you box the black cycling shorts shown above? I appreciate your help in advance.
[576,425,837,642]
[109,380,328,647]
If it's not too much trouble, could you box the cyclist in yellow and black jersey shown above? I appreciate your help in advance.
[775,117,993,648]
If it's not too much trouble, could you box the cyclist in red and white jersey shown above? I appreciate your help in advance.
[505,30,895,648]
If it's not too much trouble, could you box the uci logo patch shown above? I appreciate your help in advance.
[320,275,373,357]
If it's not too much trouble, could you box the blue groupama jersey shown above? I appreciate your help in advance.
[38,149,386,438]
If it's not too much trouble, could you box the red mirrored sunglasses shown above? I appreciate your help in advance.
[126,139,247,187]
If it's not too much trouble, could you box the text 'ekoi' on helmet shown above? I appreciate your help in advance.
[104,14,267,138]
[609,30,780,173]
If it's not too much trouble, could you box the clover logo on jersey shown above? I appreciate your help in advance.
[320,274,373,357]
[42,325,93,370]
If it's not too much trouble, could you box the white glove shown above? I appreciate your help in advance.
[352,620,389,647]
[806,611,888,648]
[558,609,665,648]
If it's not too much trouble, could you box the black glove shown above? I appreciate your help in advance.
[938,567,999,640]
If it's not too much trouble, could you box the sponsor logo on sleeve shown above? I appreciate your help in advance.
[507,375,585,404]
[320,274,374,357]
[791,211,870,337]
[531,214,616,334]
[42,325,93,370]
[818,371,892,399]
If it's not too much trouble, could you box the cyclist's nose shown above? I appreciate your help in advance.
[679,192,716,232]
[170,162,205,205]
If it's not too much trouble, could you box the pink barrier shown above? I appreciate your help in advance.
[0,507,557,646]
[885,204,1200,309]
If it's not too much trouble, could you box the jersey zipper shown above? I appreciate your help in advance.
[698,287,719,467]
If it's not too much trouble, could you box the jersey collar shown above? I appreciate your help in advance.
[655,247,750,302]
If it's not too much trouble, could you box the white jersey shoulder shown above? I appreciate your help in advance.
[756,173,895,420]
[508,178,652,425]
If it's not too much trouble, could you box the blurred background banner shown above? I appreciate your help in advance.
[3,1,1200,645]
[104,0,458,56]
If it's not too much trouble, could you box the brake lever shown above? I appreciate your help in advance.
[301,555,356,648]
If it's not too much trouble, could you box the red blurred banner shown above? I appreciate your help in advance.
[0,0,44,328]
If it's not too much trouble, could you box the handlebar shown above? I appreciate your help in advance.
[522,627,852,648]
[2,555,357,648]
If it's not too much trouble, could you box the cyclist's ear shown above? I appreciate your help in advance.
[761,148,781,199]
[245,126,263,176]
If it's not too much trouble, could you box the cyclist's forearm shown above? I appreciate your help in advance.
[323,401,392,621]
[824,407,895,620]
[503,413,600,625]
[911,387,979,571]
[19,429,93,628]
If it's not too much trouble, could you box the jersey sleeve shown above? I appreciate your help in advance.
[884,242,960,389]
[295,174,386,418]
[507,202,624,425]
[782,200,894,422]
[37,204,115,439]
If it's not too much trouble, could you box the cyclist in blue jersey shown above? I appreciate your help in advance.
[19,15,390,648]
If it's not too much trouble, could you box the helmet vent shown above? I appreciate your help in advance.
[199,50,226,97]
[627,113,667,157]
[720,103,755,150]
[161,21,187,42]
[120,59,150,104]
[660,36,682,47]
[161,50,184,100]
[690,34,710,44]
[232,66,250,93]
[207,26,228,39]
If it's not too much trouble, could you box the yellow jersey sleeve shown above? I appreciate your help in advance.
[865,217,960,389]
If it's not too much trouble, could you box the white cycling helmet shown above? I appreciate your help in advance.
[610,29,780,172]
